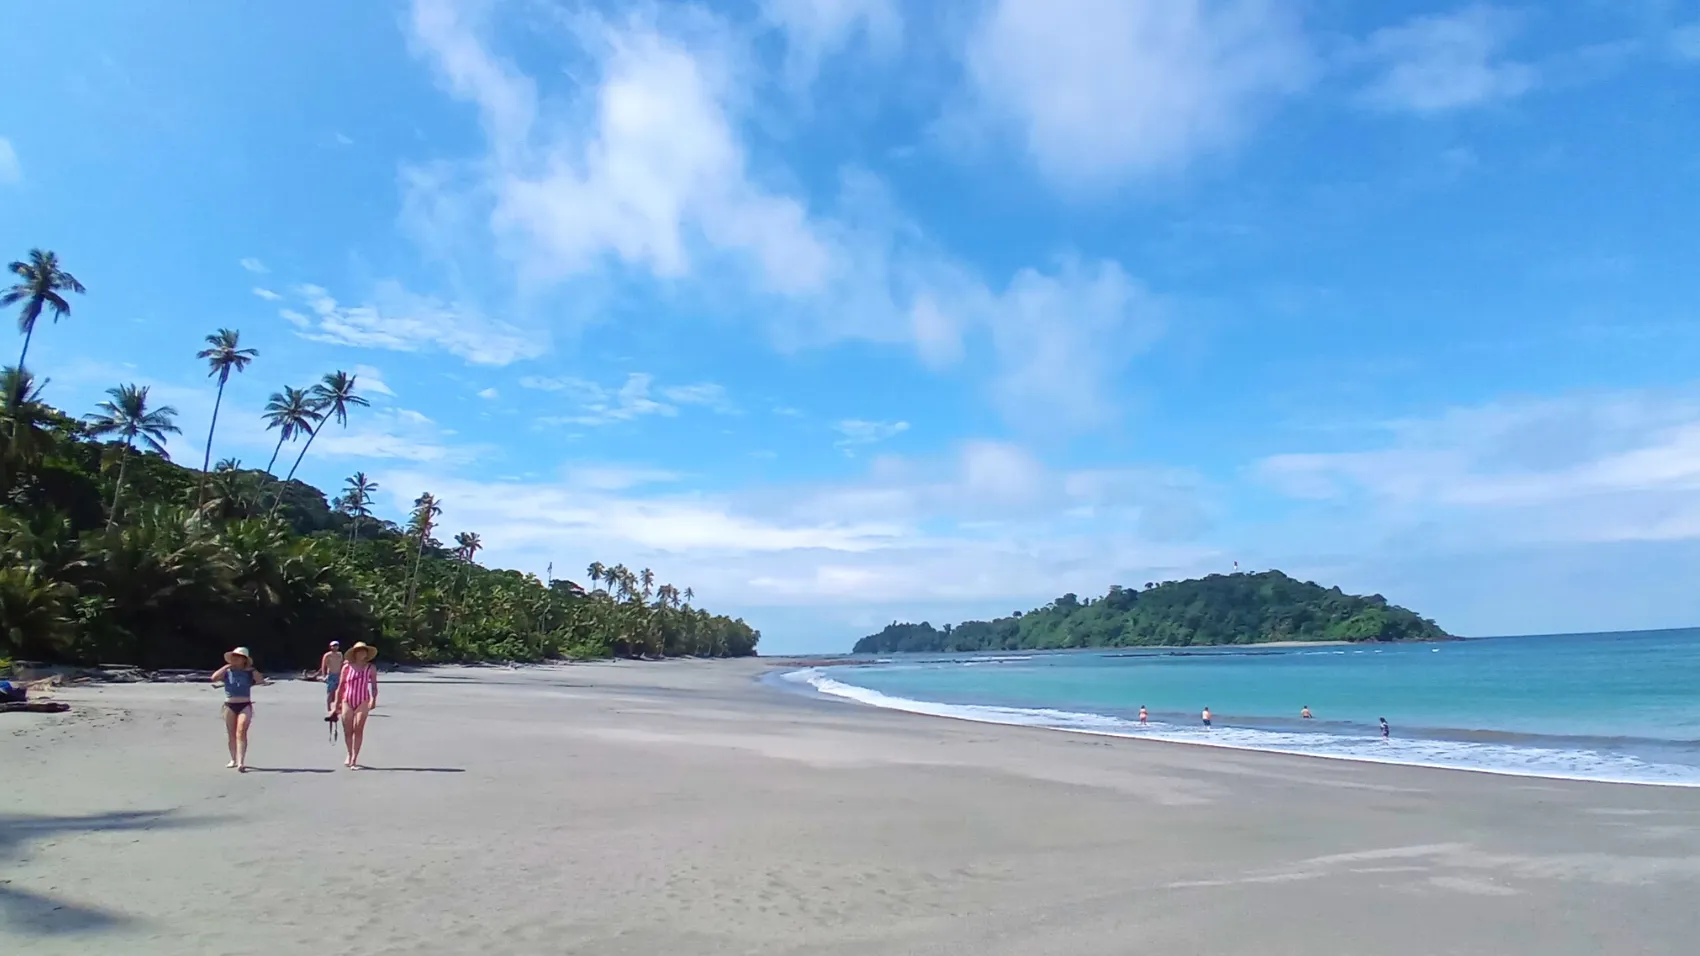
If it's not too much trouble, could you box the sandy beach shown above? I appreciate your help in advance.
[5,661,1700,955]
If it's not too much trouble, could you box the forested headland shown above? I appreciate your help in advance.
[853,571,1449,653]
[0,248,758,670]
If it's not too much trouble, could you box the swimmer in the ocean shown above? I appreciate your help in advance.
[1380,717,1390,739]
[1301,705,1312,719]
[1138,706,1148,724]
[1202,707,1213,728]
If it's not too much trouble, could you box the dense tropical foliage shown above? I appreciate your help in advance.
[853,571,1450,653]
[0,249,759,670]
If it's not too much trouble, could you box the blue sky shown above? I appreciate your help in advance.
[4,0,1700,653]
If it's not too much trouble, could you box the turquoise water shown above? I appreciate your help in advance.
[779,629,1700,786]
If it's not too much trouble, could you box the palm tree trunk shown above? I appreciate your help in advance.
[264,432,287,474]
[196,378,227,506]
[284,427,319,483]
[405,534,428,614]
[107,441,133,527]
[15,322,33,376]
[268,429,322,520]
[348,513,361,552]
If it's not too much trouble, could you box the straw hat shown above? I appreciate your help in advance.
[224,646,253,667]
[345,642,377,663]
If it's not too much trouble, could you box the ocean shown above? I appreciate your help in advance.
[776,628,1700,787]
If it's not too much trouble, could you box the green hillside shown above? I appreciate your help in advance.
[853,571,1449,653]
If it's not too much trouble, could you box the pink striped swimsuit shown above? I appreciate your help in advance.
[339,663,377,709]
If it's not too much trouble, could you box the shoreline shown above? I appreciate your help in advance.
[6,661,1700,954]
[773,659,1700,789]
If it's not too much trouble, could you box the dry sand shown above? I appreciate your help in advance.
[4,660,1700,955]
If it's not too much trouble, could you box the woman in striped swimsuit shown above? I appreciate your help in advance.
[334,642,380,769]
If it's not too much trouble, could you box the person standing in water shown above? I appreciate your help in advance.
[1202,707,1213,729]
[1138,706,1148,724]
[1380,717,1390,739]
[316,640,344,714]
[210,647,267,772]
[1301,705,1312,719]
[334,642,380,769]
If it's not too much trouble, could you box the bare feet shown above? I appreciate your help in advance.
[227,760,238,769]
[238,765,248,773]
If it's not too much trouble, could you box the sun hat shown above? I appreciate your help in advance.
[224,646,253,667]
[346,642,377,662]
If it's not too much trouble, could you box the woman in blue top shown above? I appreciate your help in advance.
[210,646,268,772]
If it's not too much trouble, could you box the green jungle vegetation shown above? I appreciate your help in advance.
[853,570,1450,653]
[0,248,758,670]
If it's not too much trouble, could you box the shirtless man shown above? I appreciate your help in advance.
[317,641,344,714]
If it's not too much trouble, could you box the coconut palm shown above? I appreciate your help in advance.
[404,491,443,614]
[2,249,85,373]
[83,384,180,525]
[340,471,378,548]
[194,329,258,502]
[452,531,483,563]
[260,385,322,475]
[586,561,607,591]
[283,370,368,484]
[0,366,57,476]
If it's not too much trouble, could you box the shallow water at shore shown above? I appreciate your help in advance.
[777,629,1700,787]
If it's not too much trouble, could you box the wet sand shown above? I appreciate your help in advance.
[4,660,1699,955]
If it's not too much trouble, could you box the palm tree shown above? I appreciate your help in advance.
[640,567,655,599]
[452,531,483,564]
[2,249,85,373]
[283,370,368,484]
[404,491,443,614]
[83,384,180,525]
[586,561,607,591]
[0,366,56,478]
[340,472,378,548]
[682,586,694,606]
[194,329,258,503]
[260,385,323,474]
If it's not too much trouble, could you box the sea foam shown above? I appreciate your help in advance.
[781,667,1700,788]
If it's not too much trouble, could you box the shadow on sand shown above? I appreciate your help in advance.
[361,766,466,773]
[0,809,218,937]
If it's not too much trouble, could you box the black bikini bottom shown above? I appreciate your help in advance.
[225,701,252,715]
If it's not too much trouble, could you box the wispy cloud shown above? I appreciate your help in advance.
[477,387,499,400]
[833,418,908,454]
[350,364,395,397]
[660,382,736,413]
[1256,389,1700,548]
[1355,5,1537,114]
[283,281,544,366]
[0,138,20,185]
[526,372,678,426]
[311,407,468,464]
[252,287,282,302]
[956,0,1312,190]
[759,0,902,87]
[1674,22,1700,61]
[239,257,268,274]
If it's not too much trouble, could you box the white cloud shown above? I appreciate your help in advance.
[1256,389,1700,547]
[833,418,909,453]
[287,280,543,366]
[239,258,268,274]
[1674,22,1700,61]
[334,132,356,146]
[477,387,500,400]
[408,0,832,296]
[0,138,20,185]
[564,464,682,491]
[401,0,1166,434]
[986,257,1164,430]
[374,440,1216,609]
[527,371,677,426]
[311,406,466,464]
[661,381,735,412]
[959,0,1312,189]
[759,0,902,85]
[1356,6,1536,114]
[350,364,395,397]
[252,287,283,302]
